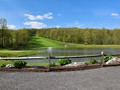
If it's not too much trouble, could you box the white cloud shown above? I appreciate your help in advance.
[7,25,16,29]
[24,21,46,28]
[111,13,119,17]
[24,12,53,20]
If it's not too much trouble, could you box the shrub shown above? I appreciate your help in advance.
[58,58,71,66]
[14,60,27,69]
[89,58,98,64]
[1,64,6,68]
[50,62,56,67]
[104,56,113,62]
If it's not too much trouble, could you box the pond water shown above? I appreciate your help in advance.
[27,48,120,63]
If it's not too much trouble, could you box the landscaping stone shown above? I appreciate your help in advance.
[5,64,14,68]
[63,62,86,67]
[106,58,120,65]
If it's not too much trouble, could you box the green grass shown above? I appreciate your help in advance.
[67,44,120,49]
[0,50,41,57]
[28,36,67,49]
[28,36,120,49]
[1,35,120,57]
[27,62,49,66]
[0,60,57,67]
[0,60,14,67]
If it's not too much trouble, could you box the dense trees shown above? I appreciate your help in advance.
[36,28,120,45]
[0,29,29,48]
[1,27,120,49]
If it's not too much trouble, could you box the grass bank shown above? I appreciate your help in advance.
[67,44,120,49]
[0,50,41,57]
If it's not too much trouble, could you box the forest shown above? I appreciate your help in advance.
[36,28,120,45]
[1,28,120,49]
[0,29,29,48]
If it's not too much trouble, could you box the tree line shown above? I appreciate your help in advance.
[36,28,120,45]
[0,29,29,48]
[1,27,120,49]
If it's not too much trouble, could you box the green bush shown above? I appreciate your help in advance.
[104,56,113,62]
[89,58,98,64]
[14,60,27,69]
[1,64,6,68]
[58,58,71,66]
[50,62,56,67]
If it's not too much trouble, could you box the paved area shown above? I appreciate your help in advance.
[0,66,120,90]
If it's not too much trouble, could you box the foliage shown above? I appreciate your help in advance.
[1,64,6,68]
[89,58,98,64]
[0,60,50,67]
[36,28,120,45]
[27,36,66,49]
[104,56,113,62]
[2,28,120,49]
[0,29,29,49]
[14,60,27,69]
[50,62,56,67]
[0,60,13,67]
[58,58,71,66]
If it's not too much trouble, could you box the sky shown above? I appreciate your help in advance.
[0,0,120,29]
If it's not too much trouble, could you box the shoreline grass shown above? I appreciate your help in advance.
[67,44,120,49]
[0,50,41,57]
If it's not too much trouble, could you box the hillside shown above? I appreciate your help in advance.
[28,36,67,49]
[28,36,120,49]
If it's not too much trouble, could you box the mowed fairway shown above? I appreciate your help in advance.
[28,36,66,48]
[28,36,120,49]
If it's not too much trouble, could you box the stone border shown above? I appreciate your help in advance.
[0,64,120,72]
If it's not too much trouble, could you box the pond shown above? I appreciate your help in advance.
[27,48,120,63]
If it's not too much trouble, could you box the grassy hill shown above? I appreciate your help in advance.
[28,36,67,49]
[28,36,120,49]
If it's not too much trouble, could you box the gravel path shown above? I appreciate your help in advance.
[0,66,120,90]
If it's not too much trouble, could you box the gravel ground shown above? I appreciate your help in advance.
[0,66,120,90]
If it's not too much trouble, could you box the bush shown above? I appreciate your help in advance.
[50,62,56,67]
[104,56,113,62]
[14,60,27,69]
[1,64,6,68]
[89,58,98,64]
[58,58,71,66]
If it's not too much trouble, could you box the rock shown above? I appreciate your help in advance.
[63,62,86,67]
[5,64,14,68]
[106,58,120,65]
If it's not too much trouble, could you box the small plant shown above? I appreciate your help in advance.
[58,58,71,66]
[89,58,98,64]
[104,56,113,62]
[14,60,27,69]
[1,64,6,68]
[50,62,56,67]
